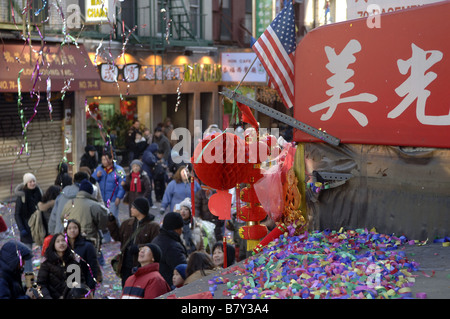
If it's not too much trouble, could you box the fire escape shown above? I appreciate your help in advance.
[147,0,209,51]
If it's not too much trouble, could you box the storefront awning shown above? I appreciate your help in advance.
[0,42,100,93]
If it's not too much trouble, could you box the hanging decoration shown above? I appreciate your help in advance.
[119,99,136,120]
[237,128,270,252]
[193,131,249,220]
[86,102,102,121]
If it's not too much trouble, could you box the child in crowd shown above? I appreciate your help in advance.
[172,264,187,289]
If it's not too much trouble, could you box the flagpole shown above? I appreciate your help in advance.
[233,56,258,94]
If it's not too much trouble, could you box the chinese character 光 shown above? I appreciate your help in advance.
[309,39,378,127]
[388,43,449,126]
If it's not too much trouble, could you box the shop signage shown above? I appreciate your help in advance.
[85,0,111,23]
[184,63,221,82]
[99,63,221,83]
[123,64,140,82]
[346,0,445,19]
[293,2,450,148]
[99,63,140,83]
[0,43,99,92]
[143,64,221,82]
[254,0,275,39]
[144,66,182,81]
[221,52,266,83]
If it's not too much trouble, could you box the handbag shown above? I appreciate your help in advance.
[28,208,46,246]
[111,253,122,277]
[110,222,146,277]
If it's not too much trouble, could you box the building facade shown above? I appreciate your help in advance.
[0,0,301,201]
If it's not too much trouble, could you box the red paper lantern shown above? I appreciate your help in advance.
[192,132,248,190]
[237,205,267,222]
[237,136,271,251]
[239,224,268,240]
[193,132,249,220]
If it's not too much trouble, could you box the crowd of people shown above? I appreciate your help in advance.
[0,118,254,300]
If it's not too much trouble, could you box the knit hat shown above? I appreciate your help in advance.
[175,264,187,280]
[142,243,162,263]
[178,198,191,211]
[85,145,96,152]
[163,212,184,230]
[130,159,143,168]
[79,179,93,195]
[23,173,36,185]
[132,198,149,216]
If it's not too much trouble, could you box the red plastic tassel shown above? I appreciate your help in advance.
[191,176,195,217]
[236,184,241,217]
[223,237,227,268]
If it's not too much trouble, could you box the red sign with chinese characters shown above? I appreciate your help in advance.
[293,1,450,148]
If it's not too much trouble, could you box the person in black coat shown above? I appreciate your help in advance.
[54,162,72,189]
[14,173,43,246]
[141,143,158,206]
[0,241,36,299]
[107,198,160,287]
[151,212,187,287]
[14,173,43,273]
[37,233,83,299]
[65,219,101,290]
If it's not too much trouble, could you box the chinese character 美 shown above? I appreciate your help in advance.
[388,43,449,126]
[309,39,378,127]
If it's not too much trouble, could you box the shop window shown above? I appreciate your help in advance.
[86,103,115,148]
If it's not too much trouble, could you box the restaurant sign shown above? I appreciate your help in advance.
[99,63,221,83]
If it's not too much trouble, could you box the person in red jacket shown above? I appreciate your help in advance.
[121,243,170,299]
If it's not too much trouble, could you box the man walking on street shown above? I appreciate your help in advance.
[48,171,89,235]
[60,179,109,254]
[152,127,171,161]
[93,153,126,243]
[107,198,160,286]
[151,212,187,287]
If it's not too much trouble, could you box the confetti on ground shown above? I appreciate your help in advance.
[217,228,421,299]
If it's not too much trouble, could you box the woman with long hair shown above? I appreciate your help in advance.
[14,173,43,272]
[65,219,101,291]
[160,166,200,213]
[183,251,218,286]
[36,233,83,299]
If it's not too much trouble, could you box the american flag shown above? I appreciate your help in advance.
[252,1,297,108]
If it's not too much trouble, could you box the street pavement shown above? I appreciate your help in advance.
[406,243,450,299]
